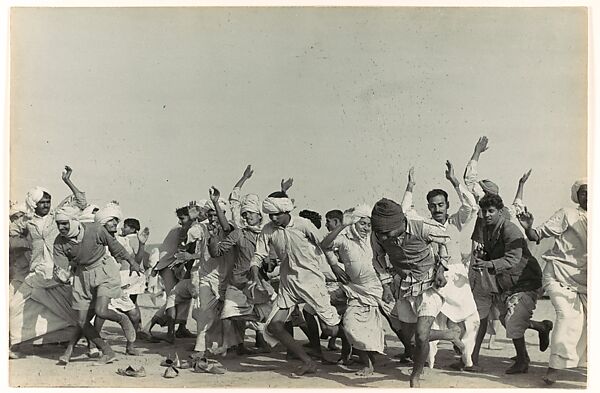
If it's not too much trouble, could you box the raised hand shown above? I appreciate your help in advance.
[137,227,150,244]
[209,186,221,203]
[519,169,532,184]
[445,160,459,186]
[407,166,416,188]
[517,209,534,230]
[342,208,359,226]
[242,165,254,179]
[281,178,294,193]
[61,166,73,182]
[474,136,489,154]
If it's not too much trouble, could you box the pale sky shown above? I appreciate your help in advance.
[9,7,587,243]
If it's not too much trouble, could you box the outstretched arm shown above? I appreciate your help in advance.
[233,164,254,190]
[514,169,531,203]
[230,165,254,227]
[463,137,488,200]
[59,166,87,209]
[210,186,232,232]
[447,160,478,226]
[281,178,294,194]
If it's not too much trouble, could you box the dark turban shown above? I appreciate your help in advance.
[371,198,406,233]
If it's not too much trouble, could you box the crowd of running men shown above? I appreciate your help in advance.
[8,136,587,387]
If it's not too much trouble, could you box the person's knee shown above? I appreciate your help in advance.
[267,321,285,335]
[128,309,141,324]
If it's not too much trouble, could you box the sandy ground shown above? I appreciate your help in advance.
[9,295,586,389]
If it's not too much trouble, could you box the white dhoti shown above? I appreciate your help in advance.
[544,264,587,369]
[343,300,385,353]
[10,282,78,345]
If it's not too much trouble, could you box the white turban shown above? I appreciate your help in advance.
[204,198,229,215]
[25,186,50,214]
[9,201,27,218]
[262,197,295,215]
[351,204,371,219]
[94,202,123,225]
[571,178,587,204]
[55,205,83,239]
[241,194,262,215]
[79,204,100,223]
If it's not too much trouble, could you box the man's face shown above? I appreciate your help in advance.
[242,211,261,227]
[206,210,218,227]
[577,185,587,211]
[481,205,501,227]
[269,212,290,227]
[325,217,341,232]
[427,195,449,224]
[121,224,136,237]
[178,214,191,227]
[104,217,119,234]
[354,217,372,238]
[56,220,71,237]
[376,226,405,241]
[35,194,51,217]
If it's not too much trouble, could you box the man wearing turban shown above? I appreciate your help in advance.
[53,202,142,365]
[370,194,451,387]
[90,203,150,356]
[10,166,87,358]
[248,190,341,376]
[320,203,385,377]
[208,187,274,354]
[518,179,587,385]
[401,163,480,371]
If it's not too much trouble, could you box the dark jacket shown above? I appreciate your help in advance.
[481,218,542,293]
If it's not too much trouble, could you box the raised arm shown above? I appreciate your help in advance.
[446,160,478,227]
[463,136,488,200]
[60,166,87,209]
[233,164,254,190]
[281,177,294,194]
[230,165,254,228]
[401,166,422,219]
[210,186,232,233]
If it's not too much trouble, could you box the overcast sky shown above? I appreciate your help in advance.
[9,7,587,243]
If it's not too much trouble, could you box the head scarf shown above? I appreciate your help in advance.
[25,186,51,214]
[351,203,371,220]
[240,194,262,215]
[9,201,27,218]
[204,198,229,215]
[94,202,123,225]
[370,198,406,233]
[262,197,295,215]
[79,204,100,223]
[55,205,83,239]
[479,179,500,195]
[571,178,587,204]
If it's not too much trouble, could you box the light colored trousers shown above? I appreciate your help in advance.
[544,264,587,369]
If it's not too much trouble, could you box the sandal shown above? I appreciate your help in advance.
[117,365,146,378]
[163,365,179,378]
[192,358,226,374]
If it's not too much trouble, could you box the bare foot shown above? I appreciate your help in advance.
[355,366,374,377]
[126,345,142,356]
[543,368,558,385]
[290,362,318,377]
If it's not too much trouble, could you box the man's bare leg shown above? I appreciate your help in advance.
[95,296,140,356]
[267,309,318,376]
[411,316,436,388]
[355,350,375,377]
